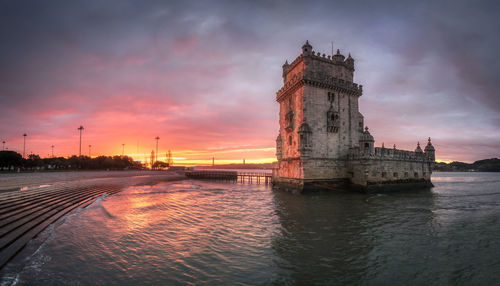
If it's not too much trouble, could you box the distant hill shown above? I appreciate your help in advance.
[434,158,500,172]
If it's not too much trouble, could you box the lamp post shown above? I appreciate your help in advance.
[51,145,54,158]
[154,136,160,164]
[23,134,27,158]
[122,143,125,156]
[78,126,84,157]
[2,140,5,151]
[89,145,92,157]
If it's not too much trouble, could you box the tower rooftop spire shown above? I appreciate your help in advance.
[302,40,312,55]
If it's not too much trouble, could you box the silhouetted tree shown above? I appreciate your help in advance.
[0,151,23,170]
[153,161,169,169]
[1,151,142,172]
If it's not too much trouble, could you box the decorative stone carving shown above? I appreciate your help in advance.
[276,134,283,160]
[327,105,339,133]
[285,107,294,132]
[298,123,312,151]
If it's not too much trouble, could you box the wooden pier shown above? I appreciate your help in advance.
[186,170,272,184]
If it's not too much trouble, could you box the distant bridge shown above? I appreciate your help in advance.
[185,170,272,184]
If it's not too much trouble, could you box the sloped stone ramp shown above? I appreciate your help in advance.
[0,172,185,269]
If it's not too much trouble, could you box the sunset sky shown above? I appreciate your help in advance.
[1,0,499,164]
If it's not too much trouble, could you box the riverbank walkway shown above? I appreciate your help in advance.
[0,171,185,269]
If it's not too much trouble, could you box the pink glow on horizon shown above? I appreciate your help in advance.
[1,2,498,164]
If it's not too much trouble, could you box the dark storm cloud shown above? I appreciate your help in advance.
[0,0,498,161]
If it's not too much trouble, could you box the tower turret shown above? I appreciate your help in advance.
[359,126,374,154]
[282,60,289,78]
[415,142,423,154]
[345,53,355,70]
[424,137,435,161]
[333,49,345,64]
[302,40,312,56]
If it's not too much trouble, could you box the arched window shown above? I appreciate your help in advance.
[288,135,292,146]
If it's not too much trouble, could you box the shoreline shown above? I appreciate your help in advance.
[0,171,187,269]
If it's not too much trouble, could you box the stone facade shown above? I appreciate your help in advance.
[272,41,435,192]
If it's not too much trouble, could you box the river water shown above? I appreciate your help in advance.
[1,172,499,285]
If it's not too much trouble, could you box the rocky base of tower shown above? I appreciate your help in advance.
[271,177,351,194]
[360,178,433,193]
[271,177,433,194]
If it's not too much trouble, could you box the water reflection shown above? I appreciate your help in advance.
[2,173,500,285]
[271,187,435,285]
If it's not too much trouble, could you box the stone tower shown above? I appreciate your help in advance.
[273,41,435,192]
[274,41,363,188]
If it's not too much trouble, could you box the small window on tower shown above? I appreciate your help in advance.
[289,135,292,146]
[327,92,334,103]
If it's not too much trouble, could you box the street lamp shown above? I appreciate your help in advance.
[2,140,5,151]
[122,143,125,156]
[51,145,54,158]
[78,126,84,156]
[23,133,27,158]
[89,145,92,157]
[154,136,160,164]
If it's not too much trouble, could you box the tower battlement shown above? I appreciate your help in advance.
[272,41,435,193]
[282,41,356,88]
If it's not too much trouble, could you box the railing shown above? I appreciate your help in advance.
[237,172,272,184]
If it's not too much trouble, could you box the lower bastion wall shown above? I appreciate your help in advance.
[347,158,432,188]
[347,147,433,187]
[272,147,433,191]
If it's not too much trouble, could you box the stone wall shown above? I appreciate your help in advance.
[303,158,347,179]
[275,158,304,179]
[279,86,304,160]
[304,86,362,159]
[348,158,432,187]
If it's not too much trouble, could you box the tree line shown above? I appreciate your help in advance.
[0,150,143,171]
[434,158,500,172]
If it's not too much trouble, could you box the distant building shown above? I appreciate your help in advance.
[272,41,435,192]
[169,166,196,171]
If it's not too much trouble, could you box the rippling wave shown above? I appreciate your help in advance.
[1,172,500,285]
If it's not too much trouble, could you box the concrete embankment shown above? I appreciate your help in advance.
[0,171,186,269]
